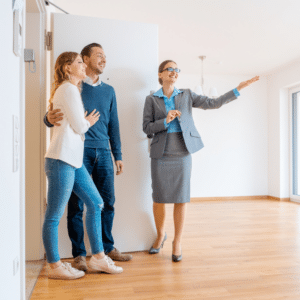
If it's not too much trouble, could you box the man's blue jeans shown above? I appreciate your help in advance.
[43,158,104,263]
[67,147,115,257]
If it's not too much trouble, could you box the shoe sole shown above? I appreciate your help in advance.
[88,263,123,274]
[48,273,85,280]
[108,256,133,261]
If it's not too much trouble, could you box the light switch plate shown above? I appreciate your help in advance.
[13,256,19,276]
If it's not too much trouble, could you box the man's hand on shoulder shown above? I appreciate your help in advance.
[115,160,124,175]
[47,109,64,126]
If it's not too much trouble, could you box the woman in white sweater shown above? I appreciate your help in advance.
[43,52,123,280]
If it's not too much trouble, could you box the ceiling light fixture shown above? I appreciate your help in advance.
[195,56,218,98]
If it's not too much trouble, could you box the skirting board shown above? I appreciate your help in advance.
[191,196,290,202]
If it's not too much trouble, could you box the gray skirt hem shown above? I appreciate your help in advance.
[151,153,192,204]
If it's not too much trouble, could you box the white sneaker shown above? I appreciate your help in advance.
[88,255,123,274]
[48,262,85,280]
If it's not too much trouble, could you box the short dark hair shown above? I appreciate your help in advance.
[158,60,176,85]
[81,43,102,59]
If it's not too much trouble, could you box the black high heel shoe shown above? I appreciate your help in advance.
[172,242,182,262]
[149,233,167,254]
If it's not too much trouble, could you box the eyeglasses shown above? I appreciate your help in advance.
[162,67,181,73]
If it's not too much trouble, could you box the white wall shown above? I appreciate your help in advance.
[267,61,300,198]
[0,1,25,299]
[176,74,269,197]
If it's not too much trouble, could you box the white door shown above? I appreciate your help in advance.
[50,13,158,258]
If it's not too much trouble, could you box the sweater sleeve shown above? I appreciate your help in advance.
[44,112,54,128]
[108,89,122,161]
[59,84,90,135]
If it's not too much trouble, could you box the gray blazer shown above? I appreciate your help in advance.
[143,89,237,159]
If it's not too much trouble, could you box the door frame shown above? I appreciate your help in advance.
[289,84,300,203]
[23,0,47,297]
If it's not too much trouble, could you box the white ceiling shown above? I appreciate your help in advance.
[53,0,300,75]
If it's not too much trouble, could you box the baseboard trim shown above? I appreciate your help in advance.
[191,196,290,202]
[267,196,290,202]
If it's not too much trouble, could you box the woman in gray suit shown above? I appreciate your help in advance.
[143,59,259,262]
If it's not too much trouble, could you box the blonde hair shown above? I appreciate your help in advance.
[48,51,79,110]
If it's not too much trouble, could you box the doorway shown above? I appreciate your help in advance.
[24,2,158,297]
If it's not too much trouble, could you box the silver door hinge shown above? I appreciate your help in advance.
[45,31,52,51]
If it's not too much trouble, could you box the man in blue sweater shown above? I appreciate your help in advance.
[45,43,132,270]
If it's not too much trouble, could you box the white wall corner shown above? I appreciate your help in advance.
[279,88,289,198]
[267,61,300,198]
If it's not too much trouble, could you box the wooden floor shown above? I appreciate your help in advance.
[31,200,300,300]
[26,260,44,300]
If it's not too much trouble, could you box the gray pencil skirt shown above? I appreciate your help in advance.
[151,154,192,203]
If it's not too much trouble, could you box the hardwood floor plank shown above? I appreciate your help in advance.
[31,200,300,300]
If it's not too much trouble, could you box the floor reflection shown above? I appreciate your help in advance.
[26,260,45,300]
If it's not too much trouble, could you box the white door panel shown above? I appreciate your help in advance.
[51,13,158,257]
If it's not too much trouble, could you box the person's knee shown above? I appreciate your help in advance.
[44,216,60,227]
[103,193,115,207]
[87,200,104,213]
[174,203,186,207]
[68,193,84,209]
[90,202,104,215]
[98,203,104,211]
[102,201,115,212]
[67,205,84,220]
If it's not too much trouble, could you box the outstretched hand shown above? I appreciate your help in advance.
[236,76,260,91]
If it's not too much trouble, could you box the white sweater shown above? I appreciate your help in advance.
[45,82,90,168]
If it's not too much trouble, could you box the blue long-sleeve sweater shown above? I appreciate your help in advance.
[82,82,122,161]
[44,81,122,161]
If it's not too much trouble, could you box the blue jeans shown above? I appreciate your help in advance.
[43,158,104,263]
[67,147,115,257]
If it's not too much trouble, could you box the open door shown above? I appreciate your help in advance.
[50,13,158,258]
